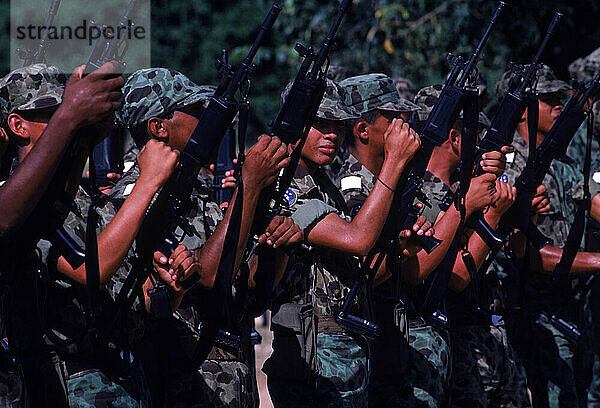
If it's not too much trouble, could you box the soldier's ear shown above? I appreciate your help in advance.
[147,117,169,142]
[449,128,461,149]
[354,120,369,143]
[7,113,30,145]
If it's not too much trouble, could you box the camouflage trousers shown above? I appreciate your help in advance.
[588,355,600,407]
[0,366,23,407]
[447,324,530,408]
[163,359,256,408]
[66,363,150,408]
[506,311,580,408]
[368,319,451,407]
[267,332,369,408]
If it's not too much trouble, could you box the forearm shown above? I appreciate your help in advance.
[196,183,260,287]
[539,246,600,275]
[57,179,158,285]
[306,159,403,256]
[402,206,462,286]
[447,209,504,292]
[0,110,78,236]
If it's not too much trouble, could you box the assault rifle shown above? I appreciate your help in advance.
[213,126,237,206]
[467,12,562,250]
[499,69,600,246]
[16,0,61,65]
[245,0,352,318]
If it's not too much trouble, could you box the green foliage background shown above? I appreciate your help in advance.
[1,0,599,140]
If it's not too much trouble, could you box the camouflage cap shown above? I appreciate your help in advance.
[569,47,600,83]
[414,84,491,127]
[116,68,216,128]
[495,63,571,100]
[340,73,420,115]
[393,77,417,100]
[0,64,67,117]
[281,78,360,121]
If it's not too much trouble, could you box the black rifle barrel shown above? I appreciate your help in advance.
[457,1,505,87]
[309,0,352,79]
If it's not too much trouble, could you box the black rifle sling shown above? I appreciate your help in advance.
[421,88,478,314]
[85,141,104,329]
[552,111,593,313]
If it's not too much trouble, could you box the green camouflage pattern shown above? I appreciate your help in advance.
[266,333,369,408]
[268,165,369,406]
[66,367,150,408]
[414,84,491,126]
[116,68,215,128]
[109,164,258,407]
[566,105,600,195]
[328,151,451,407]
[448,325,529,408]
[394,77,417,100]
[280,78,360,121]
[569,47,600,83]
[420,170,454,224]
[589,355,600,407]
[369,320,451,408]
[314,333,369,406]
[339,73,421,114]
[0,64,66,115]
[495,63,571,100]
[164,359,256,408]
[0,366,23,408]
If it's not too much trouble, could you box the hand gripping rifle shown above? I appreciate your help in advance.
[214,126,237,206]
[467,12,562,250]
[337,2,505,334]
[240,0,352,318]
[113,4,280,365]
[16,0,61,65]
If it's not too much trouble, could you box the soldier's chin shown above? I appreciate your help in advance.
[316,152,335,166]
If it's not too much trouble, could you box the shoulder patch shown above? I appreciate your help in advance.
[593,172,600,184]
[284,188,297,206]
[505,152,515,164]
[499,174,509,183]
[123,183,135,197]
[341,175,362,191]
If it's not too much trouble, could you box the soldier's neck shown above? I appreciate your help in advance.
[516,121,545,149]
[428,146,458,187]
[348,144,384,177]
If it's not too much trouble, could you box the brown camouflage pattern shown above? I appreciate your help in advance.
[0,64,66,116]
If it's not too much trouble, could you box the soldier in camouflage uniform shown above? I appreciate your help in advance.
[413,85,532,408]
[0,63,171,407]
[264,78,421,407]
[567,47,600,179]
[329,73,448,408]
[492,64,600,408]
[393,77,418,101]
[115,67,296,407]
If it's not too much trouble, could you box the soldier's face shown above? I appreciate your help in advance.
[165,111,200,151]
[537,99,563,137]
[303,119,345,166]
[367,110,404,154]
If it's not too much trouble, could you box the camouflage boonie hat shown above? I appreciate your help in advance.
[393,77,417,100]
[280,78,360,121]
[0,64,67,117]
[117,68,215,128]
[340,73,420,115]
[569,47,600,83]
[414,84,491,127]
[495,63,571,100]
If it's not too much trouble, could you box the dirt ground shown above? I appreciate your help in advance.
[254,314,274,408]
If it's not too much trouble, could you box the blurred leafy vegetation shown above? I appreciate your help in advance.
[1,0,600,139]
